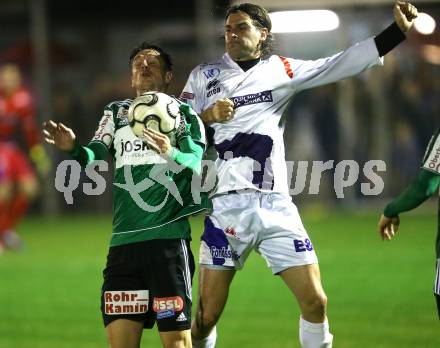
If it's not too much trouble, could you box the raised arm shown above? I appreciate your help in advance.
[42,104,117,167]
[43,120,110,166]
[394,1,418,33]
[292,2,418,93]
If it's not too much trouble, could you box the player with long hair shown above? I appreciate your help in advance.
[181,2,418,347]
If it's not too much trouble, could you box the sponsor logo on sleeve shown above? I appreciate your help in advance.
[422,134,440,174]
[104,290,149,315]
[93,110,113,146]
[180,92,194,101]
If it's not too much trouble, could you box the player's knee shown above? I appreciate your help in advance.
[162,338,191,348]
[194,306,220,336]
[301,292,327,317]
[161,330,191,348]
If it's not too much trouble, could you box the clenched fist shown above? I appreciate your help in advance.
[201,98,235,125]
[394,1,418,33]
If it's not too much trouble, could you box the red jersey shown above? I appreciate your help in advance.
[0,87,39,148]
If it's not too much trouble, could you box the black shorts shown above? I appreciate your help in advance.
[101,238,194,332]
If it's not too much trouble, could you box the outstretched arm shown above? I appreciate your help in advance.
[374,2,418,57]
[42,120,109,166]
[292,2,418,92]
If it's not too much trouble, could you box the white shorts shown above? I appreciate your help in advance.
[199,192,318,274]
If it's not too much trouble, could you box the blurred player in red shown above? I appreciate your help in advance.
[0,63,48,253]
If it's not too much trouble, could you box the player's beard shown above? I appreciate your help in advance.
[227,41,261,61]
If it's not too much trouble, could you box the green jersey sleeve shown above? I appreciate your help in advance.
[421,127,440,176]
[68,104,115,165]
[177,102,206,150]
[384,128,440,217]
[68,141,109,166]
[168,102,206,175]
[169,137,204,175]
[383,169,440,217]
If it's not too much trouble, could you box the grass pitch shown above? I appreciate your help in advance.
[0,210,438,347]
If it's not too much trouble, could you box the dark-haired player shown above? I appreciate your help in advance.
[378,128,440,319]
[43,42,207,348]
[181,2,418,347]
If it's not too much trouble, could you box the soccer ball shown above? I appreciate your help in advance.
[127,92,181,145]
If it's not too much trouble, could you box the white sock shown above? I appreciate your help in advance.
[192,326,217,348]
[299,316,333,348]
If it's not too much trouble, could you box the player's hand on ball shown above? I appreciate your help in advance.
[210,98,235,124]
[394,1,418,32]
[143,128,172,156]
[42,120,76,152]
[378,214,400,241]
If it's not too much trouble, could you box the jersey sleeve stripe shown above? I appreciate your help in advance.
[421,128,440,174]
[278,56,294,79]
[422,128,440,163]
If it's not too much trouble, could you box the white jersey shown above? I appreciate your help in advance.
[182,38,383,195]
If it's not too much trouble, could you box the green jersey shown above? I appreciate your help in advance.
[70,97,209,246]
[384,128,440,257]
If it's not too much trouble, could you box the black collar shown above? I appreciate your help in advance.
[235,57,261,72]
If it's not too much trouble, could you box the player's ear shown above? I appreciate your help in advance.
[165,71,173,84]
[130,66,136,88]
[260,27,268,41]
